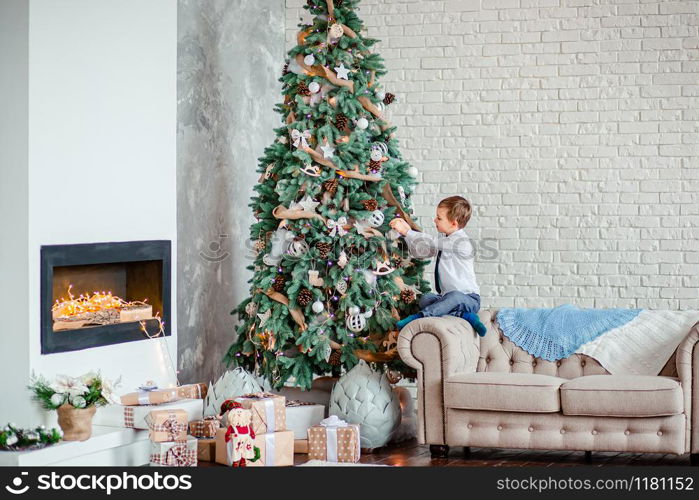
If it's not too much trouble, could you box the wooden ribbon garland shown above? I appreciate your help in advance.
[381,183,420,231]
[272,204,326,224]
[266,289,307,332]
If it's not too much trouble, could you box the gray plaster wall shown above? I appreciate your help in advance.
[177,0,285,385]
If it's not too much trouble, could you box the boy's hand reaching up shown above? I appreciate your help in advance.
[390,217,411,236]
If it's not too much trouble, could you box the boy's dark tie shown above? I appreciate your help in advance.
[434,250,442,294]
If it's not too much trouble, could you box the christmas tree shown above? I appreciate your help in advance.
[226,0,430,390]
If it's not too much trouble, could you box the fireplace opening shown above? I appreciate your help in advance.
[41,241,171,354]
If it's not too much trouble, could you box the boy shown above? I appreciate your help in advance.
[389,196,487,336]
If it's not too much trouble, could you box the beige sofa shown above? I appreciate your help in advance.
[397,310,699,464]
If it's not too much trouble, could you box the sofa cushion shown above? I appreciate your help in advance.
[445,372,568,413]
[560,375,683,418]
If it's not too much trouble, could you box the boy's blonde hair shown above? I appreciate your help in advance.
[438,196,472,228]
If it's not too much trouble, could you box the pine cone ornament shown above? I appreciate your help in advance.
[335,0,344,6]
[323,178,338,196]
[383,92,395,105]
[328,349,342,366]
[400,288,416,304]
[316,241,332,259]
[362,199,378,211]
[393,255,404,268]
[297,288,313,306]
[368,160,383,173]
[282,62,289,76]
[298,81,311,96]
[335,113,349,130]
[272,275,287,292]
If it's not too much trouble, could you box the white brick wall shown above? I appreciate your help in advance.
[286,0,699,310]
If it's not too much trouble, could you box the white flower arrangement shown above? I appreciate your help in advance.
[28,371,122,410]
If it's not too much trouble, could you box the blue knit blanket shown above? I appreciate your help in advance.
[496,305,642,361]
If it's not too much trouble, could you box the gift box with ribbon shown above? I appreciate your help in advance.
[149,437,198,467]
[214,428,294,467]
[188,416,221,438]
[307,416,361,463]
[146,409,188,442]
[234,392,286,435]
[121,383,208,406]
[93,399,204,429]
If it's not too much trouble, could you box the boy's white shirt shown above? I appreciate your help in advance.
[404,228,480,296]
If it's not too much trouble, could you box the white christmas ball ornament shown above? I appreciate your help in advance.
[308,81,320,94]
[368,210,385,228]
[287,238,310,258]
[346,312,367,333]
[304,54,316,66]
[408,166,419,177]
[312,300,325,313]
[356,117,369,130]
[376,90,386,101]
[329,23,344,39]
[363,308,373,319]
[348,306,360,315]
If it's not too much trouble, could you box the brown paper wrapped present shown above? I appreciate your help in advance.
[146,409,188,442]
[149,437,197,466]
[197,438,216,462]
[215,428,294,466]
[294,439,308,454]
[214,428,228,465]
[177,383,207,400]
[189,416,221,438]
[248,431,294,467]
[121,383,207,406]
[307,416,360,463]
[121,387,179,406]
[234,392,286,434]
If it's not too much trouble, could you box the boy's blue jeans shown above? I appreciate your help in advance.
[419,291,481,317]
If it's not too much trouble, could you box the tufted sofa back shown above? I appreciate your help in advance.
[477,309,678,379]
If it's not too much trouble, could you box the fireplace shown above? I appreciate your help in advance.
[40,241,171,354]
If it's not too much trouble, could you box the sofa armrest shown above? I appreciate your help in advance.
[676,321,699,453]
[397,316,480,445]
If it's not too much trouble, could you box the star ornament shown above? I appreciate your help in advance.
[298,195,320,213]
[334,63,350,80]
[257,309,271,327]
[320,142,336,159]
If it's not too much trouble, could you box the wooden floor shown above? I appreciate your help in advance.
[330,440,694,467]
[204,439,695,467]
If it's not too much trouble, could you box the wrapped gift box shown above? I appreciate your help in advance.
[215,428,294,467]
[121,383,207,406]
[307,417,360,463]
[121,387,179,406]
[285,401,325,439]
[294,439,308,454]
[196,438,216,462]
[146,409,188,442]
[234,392,286,435]
[248,430,294,467]
[93,399,203,429]
[189,416,221,438]
[149,436,197,467]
